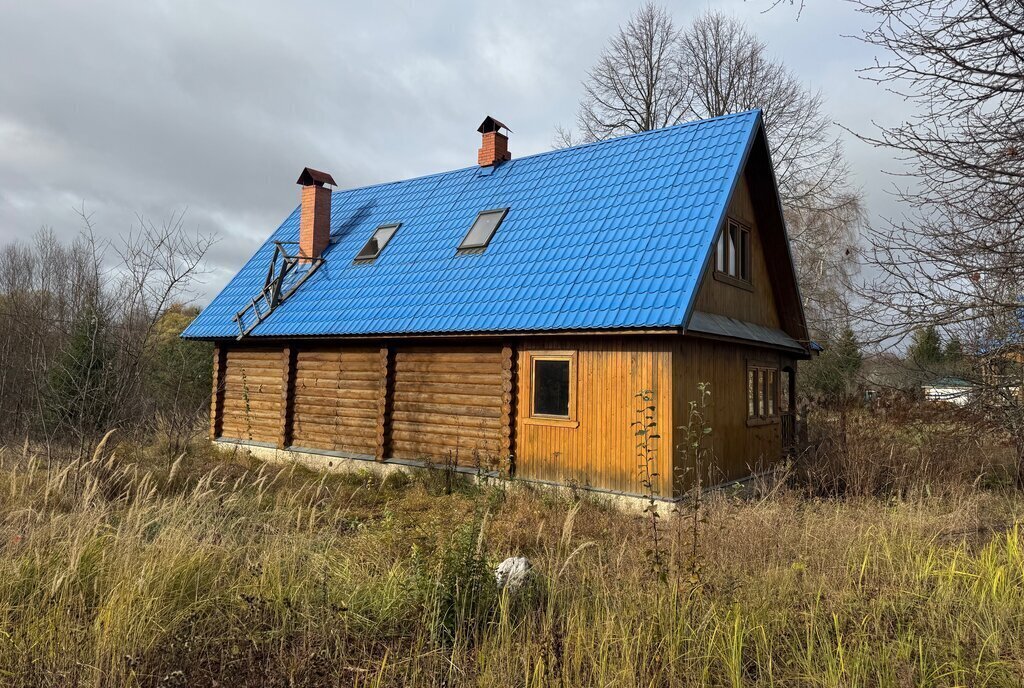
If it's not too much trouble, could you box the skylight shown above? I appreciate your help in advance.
[354,223,400,262]
[457,208,508,252]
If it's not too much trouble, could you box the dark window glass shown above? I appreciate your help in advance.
[355,223,400,261]
[533,359,570,417]
[459,208,508,251]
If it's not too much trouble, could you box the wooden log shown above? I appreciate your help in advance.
[220,410,281,424]
[390,436,502,458]
[225,350,282,363]
[390,410,500,430]
[288,432,376,454]
[298,377,380,391]
[292,399,379,418]
[290,386,378,402]
[296,350,378,362]
[390,380,502,396]
[376,347,392,461]
[293,366,381,381]
[209,344,227,440]
[393,360,503,375]
[392,371,504,386]
[391,400,502,418]
[223,363,282,375]
[223,376,282,387]
[395,351,502,363]
[391,391,503,408]
[389,422,500,443]
[294,363,378,374]
[501,344,516,468]
[292,413,378,428]
[278,346,295,449]
[220,399,281,412]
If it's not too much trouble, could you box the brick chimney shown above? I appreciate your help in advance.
[295,167,335,262]
[477,116,511,167]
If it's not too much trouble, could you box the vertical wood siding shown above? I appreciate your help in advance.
[389,346,505,466]
[672,337,795,491]
[290,347,379,456]
[218,347,283,444]
[515,337,674,497]
[692,172,781,328]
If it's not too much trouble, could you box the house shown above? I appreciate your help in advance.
[182,110,812,500]
[922,377,976,406]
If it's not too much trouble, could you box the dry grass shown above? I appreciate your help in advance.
[1,414,1023,687]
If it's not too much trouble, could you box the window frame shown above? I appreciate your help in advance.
[457,207,509,253]
[525,350,578,427]
[746,360,780,426]
[353,223,401,263]
[714,218,752,290]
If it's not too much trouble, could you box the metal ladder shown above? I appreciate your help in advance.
[232,241,323,339]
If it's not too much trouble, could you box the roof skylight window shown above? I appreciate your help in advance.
[354,223,400,262]
[457,208,508,253]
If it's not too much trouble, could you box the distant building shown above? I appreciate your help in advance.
[922,377,975,406]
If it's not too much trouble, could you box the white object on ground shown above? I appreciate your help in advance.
[495,556,533,591]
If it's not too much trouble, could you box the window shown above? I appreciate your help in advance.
[715,219,751,283]
[747,363,779,423]
[780,368,793,413]
[529,352,577,422]
[354,223,400,262]
[458,208,508,252]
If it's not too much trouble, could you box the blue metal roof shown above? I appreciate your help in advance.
[183,110,763,339]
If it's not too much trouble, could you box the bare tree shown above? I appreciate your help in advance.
[576,3,691,141]
[852,0,1024,480]
[679,11,863,329]
[568,6,863,332]
[0,210,215,459]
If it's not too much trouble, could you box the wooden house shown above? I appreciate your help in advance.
[182,111,812,500]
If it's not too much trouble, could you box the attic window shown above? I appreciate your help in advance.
[354,223,400,262]
[715,219,751,285]
[457,208,508,253]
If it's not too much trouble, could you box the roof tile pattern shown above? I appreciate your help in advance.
[183,110,761,339]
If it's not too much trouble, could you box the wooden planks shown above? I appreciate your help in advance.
[290,347,379,456]
[692,173,781,329]
[515,337,675,497]
[389,347,505,466]
[672,338,794,492]
[218,347,284,444]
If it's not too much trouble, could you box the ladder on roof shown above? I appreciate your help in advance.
[232,241,324,339]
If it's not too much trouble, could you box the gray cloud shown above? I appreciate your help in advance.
[0,0,912,302]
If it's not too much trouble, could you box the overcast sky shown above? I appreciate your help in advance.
[0,0,910,304]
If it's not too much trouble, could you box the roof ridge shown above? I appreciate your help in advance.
[327,109,763,198]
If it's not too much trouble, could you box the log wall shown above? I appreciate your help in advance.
[290,347,380,456]
[389,346,505,467]
[218,347,283,444]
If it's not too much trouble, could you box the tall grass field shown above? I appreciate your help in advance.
[1,410,1023,686]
